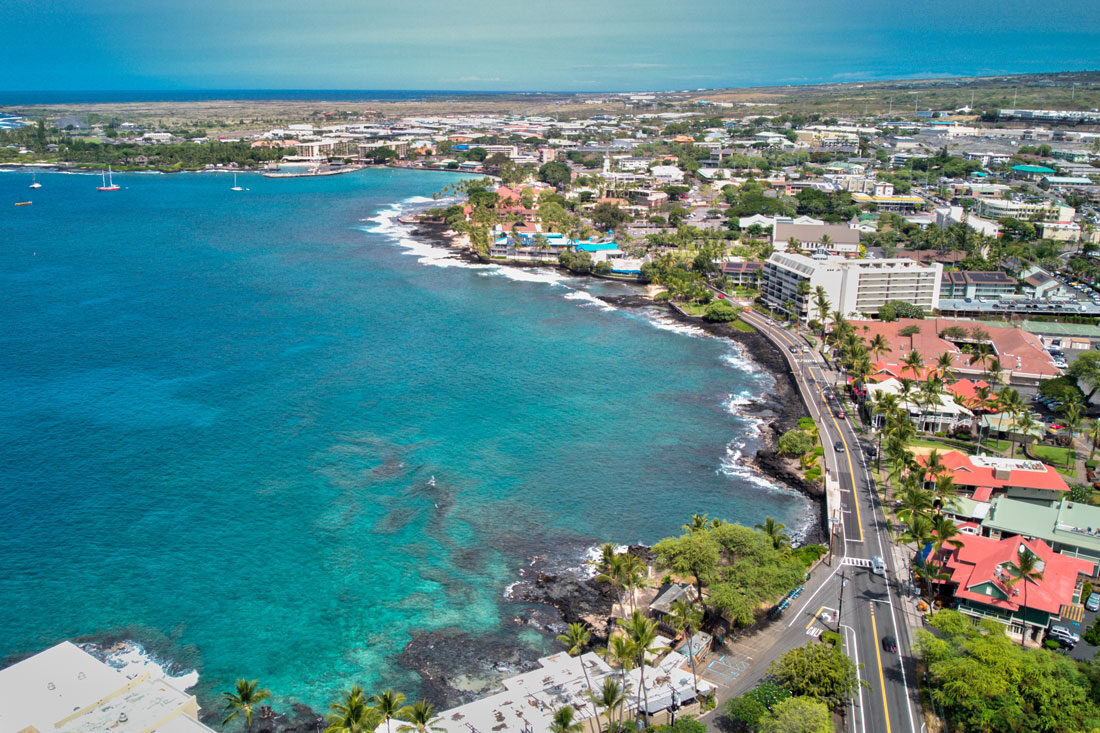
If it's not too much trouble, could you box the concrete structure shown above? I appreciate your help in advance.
[976,198,1074,222]
[772,222,860,255]
[850,191,925,213]
[939,271,1016,300]
[0,642,213,733]
[761,253,941,319]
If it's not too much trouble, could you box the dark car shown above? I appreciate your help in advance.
[882,635,897,653]
[835,441,845,453]
[1047,632,1076,650]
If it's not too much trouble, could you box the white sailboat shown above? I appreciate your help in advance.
[97,165,120,192]
[230,172,243,191]
[29,172,41,189]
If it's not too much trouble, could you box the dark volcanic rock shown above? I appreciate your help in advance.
[508,572,617,635]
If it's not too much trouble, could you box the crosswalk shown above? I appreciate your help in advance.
[842,557,872,568]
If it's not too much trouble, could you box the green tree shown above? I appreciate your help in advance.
[221,679,272,731]
[550,705,584,733]
[767,643,859,709]
[670,598,704,694]
[653,531,720,609]
[325,685,379,733]
[1068,351,1100,402]
[372,690,410,733]
[755,516,791,551]
[758,696,832,733]
[538,160,572,189]
[1005,546,1045,648]
[591,202,629,231]
[619,611,659,725]
[396,701,442,733]
[778,429,816,456]
[557,623,600,732]
[703,299,739,322]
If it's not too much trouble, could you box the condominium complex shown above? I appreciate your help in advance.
[761,253,942,318]
[976,198,1075,222]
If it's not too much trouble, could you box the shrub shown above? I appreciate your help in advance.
[778,429,816,456]
[703,299,740,322]
[1083,618,1100,646]
[1082,580,1094,602]
[1070,484,1093,502]
[798,417,816,431]
[880,300,925,321]
[820,630,841,647]
[792,544,828,568]
[805,467,822,483]
[654,290,672,301]
[726,695,767,729]
[813,445,825,456]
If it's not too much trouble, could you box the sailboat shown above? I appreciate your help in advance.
[29,172,41,189]
[97,165,120,192]
[230,172,243,191]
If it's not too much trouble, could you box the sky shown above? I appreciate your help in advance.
[2,0,1098,92]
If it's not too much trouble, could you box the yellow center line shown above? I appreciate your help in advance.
[807,605,825,630]
[869,601,892,733]
[743,313,864,542]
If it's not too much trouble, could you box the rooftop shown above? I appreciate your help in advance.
[983,496,1100,567]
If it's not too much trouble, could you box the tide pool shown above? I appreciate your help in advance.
[0,168,810,712]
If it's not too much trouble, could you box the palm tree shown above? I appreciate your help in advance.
[669,599,704,696]
[896,486,934,526]
[754,516,790,550]
[221,679,272,731]
[682,513,710,533]
[550,705,584,733]
[621,553,648,612]
[325,685,378,733]
[1005,545,1045,648]
[783,298,797,325]
[935,351,955,382]
[618,611,658,726]
[396,701,442,733]
[997,388,1025,455]
[932,473,960,514]
[869,333,890,363]
[1090,419,1100,461]
[929,515,965,614]
[900,513,936,600]
[813,285,831,339]
[557,623,599,733]
[606,634,637,693]
[901,350,925,380]
[589,678,626,732]
[1016,412,1039,458]
[372,690,410,733]
[595,553,629,612]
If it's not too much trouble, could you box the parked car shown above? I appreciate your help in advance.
[881,635,898,653]
[1048,632,1077,650]
[1049,623,1080,643]
[1087,592,1100,612]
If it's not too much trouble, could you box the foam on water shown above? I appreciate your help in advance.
[82,640,199,690]
[562,290,618,312]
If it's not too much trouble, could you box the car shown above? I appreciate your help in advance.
[835,441,845,453]
[871,555,886,576]
[881,635,897,653]
[1048,632,1077,650]
[1049,624,1080,643]
[835,410,846,419]
[1087,592,1100,612]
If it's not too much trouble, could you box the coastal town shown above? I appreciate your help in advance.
[8,75,1100,733]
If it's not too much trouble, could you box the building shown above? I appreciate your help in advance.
[0,641,214,733]
[296,138,356,159]
[1021,268,1069,299]
[936,534,1091,643]
[939,271,1016,300]
[772,222,860,255]
[1009,164,1058,181]
[649,165,685,183]
[933,206,1002,239]
[720,260,763,286]
[982,496,1100,573]
[926,450,1069,503]
[864,377,973,433]
[849,318,1060,385]
[761,253,941,319]
[850,191,926,213]
[976,198,1074,222]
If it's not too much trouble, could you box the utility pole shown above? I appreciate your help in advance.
[836,570,848,632]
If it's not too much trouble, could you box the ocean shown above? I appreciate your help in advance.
[0,167,810,715]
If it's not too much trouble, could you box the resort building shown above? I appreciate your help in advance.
[720,260,762,286]
[761,253,941,320]
[0,641,214,733]
[416,651,714,733]
[982,495,1100,573]
[975,198,1074,222]
[772,222,860,255]
[935,534,1092,643]
[939,271,1017,300]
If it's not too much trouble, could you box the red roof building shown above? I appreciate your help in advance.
[921,450,1068,502]
[937,534,1091,640]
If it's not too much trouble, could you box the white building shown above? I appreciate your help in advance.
[865,377,973,433]
[649,165,685,183]
[0,642,215,733]
[761,252,942,319]
[976,198,1075,222]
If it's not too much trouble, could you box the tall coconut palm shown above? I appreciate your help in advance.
[618,611,658,726]
[325,685,378,733]
[900,513,936,599]
[1016,412,1039,457]
[868,333,890,363]
[557,622,599,733]
[396,701,442,733]
[595,553,630,612]
[372,690,410,733]
[1005,545,1045,648]
[606,634,637,693]
[754,516,790,551]
[813,285,831,340]
[621,553,648,612]
[1090,419,1100,461]
[935,351,956,381]
[589,678,627,732]
[550,705,584,733]
[682,513,710,533]
[929,515,965,614]
[221,679,272,731]
[901,350,925,380]
[997,388,1025,455]
[669,599,704,695]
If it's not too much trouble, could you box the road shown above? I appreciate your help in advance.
[739,309,924,733]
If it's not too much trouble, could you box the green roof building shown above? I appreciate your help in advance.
[981,495,1100,573]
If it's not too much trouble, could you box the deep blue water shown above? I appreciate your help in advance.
[0,90,563,105]
[0,168,809,711]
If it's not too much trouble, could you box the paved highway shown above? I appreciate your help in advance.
[740,309,923,733]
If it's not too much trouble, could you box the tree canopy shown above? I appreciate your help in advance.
[766,643,860,709]
[758,696,832,733]
[878,300,926,322]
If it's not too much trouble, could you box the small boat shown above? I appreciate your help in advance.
[97,165,120,192]
[29,172,41,189]
[15,201,32,206]
[230,173,244,191]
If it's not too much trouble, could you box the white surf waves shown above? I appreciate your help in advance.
[81,640,199,690]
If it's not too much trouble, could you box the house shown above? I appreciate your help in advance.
[650,165,685,183]
[864,377,973,433]
[982,495,1100,573]
[0,641,215,733]
[1021,268,1068,299]
[936,534,1091,643]
[720,260,763,286]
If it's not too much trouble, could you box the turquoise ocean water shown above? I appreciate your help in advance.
[0,168,809,711]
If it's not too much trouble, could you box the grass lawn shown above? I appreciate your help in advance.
[676,302,706,316]
[908,438,958,451]
[978,438,1012,452]
[731,318,754,332]
[1029,443,1075,467]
